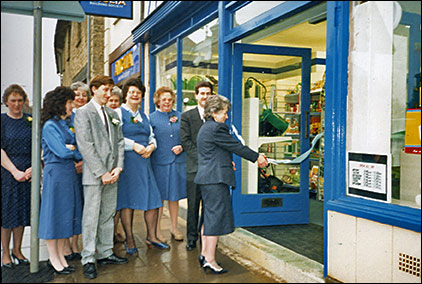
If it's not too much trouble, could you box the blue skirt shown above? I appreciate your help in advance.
[200,183,234,236]
[152,162,187,201]
[117,151,162,211]
[38,162,82,239]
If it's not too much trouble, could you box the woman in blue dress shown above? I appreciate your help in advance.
[38,87,83,274]
[61,81,90,261]
[1,84,32,268]
[150,86,186,242]
[115,78,169,254]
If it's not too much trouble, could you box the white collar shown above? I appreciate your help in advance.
[122,103,139,115]
[122,103,143,122]
[91,99,104,112]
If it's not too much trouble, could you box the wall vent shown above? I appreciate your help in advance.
[398,253,421,278]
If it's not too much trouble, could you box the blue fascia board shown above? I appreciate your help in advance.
[132,1,218,44]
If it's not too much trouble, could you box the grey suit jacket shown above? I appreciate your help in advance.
[194,119,259,188]
[74,101,125,185]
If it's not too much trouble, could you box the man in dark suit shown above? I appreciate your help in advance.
[180,81,213,251]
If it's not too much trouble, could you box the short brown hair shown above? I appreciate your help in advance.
[2,84,28,106]
[89,75,114,93]
[194,81,213,95]
[153,86,176,108]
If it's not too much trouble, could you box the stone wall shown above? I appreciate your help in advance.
[59,16,104,87]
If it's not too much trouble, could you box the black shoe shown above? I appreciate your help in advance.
[64,265,75,272]
[202,260,227,274]
[2,262,14,269]
[97,254,128,265]
[47,259,72,275]
[198,254,205,267]
[11,253,29,265]
[64,253,74,261]
[65,252,81,261]
[186,240,196,251]
[83,263,97,279]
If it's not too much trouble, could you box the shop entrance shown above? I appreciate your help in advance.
[231,43,312,227]
[230,3,327,264]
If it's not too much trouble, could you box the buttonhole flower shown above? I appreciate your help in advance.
[130,116,139,124]
[111,118,120,126]
[25,116,33,126]
[169,115,178,124]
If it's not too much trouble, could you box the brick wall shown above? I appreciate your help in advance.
[59,16,104,87]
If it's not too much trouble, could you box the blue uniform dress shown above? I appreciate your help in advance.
[1,113,32,229]
[116,107,162,211]
[38,117,83,240]
[150,109,187,201]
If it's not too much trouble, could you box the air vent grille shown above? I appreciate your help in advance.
[398,253,421,278]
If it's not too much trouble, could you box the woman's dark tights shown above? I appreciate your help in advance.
[144,208,160,243]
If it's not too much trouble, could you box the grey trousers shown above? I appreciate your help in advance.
[81,183,117,265]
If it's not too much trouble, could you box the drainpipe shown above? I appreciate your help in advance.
[30,0,42,273]
[87,15,90,83]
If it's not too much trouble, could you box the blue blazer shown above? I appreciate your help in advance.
[194,119,259,188]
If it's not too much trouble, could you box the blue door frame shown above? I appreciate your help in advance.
[231,43,312,227]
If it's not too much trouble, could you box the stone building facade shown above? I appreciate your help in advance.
[54,16,105,86]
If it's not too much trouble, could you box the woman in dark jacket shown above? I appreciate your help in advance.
[194,95,268,274]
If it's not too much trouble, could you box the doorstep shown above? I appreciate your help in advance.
[178,199,325,283]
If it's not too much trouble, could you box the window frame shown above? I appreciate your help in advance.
[324,1,421,233]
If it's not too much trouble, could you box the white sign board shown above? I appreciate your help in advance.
[347,152,391,203]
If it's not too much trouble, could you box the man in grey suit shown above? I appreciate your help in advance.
[74,75,127,279]
[180,81,213,251]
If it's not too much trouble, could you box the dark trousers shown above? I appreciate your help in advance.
[186,172,202,242]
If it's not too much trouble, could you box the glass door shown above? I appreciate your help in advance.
[231,43,312,226]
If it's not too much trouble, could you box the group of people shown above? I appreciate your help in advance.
[1,76,268,278]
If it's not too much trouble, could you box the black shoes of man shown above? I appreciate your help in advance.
[83,254,128,279]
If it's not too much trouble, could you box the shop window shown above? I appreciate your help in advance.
[346,1,421,209]
[233,1,284,27]
[181,19,219,111]
[155,42,177,102]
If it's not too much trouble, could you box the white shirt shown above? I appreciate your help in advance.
[114,104,157,151]
[197,105,205,122]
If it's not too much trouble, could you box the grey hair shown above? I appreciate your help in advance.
[70,81,90,99]
[111,86,123,103]
[112,85,123,96]
[203,94,231,120]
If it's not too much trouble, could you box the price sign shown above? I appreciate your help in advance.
[347,152,391,203]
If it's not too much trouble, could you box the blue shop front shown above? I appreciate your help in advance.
[132,1,421,282]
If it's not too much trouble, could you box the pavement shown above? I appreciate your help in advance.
[2,199,326,283]
[2,203,284,283]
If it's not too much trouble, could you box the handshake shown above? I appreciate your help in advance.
[257,154,269,168]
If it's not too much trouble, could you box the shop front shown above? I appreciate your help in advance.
[132,1,421,282]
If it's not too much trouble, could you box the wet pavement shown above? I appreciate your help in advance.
[47,209,283,283]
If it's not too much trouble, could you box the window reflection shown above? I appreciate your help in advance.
[182,19,219,111]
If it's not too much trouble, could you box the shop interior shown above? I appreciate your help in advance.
[237,3,327,263]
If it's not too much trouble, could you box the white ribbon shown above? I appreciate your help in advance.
[231,124,246,145]
[267,132,324,164]
[231,124,323,165]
